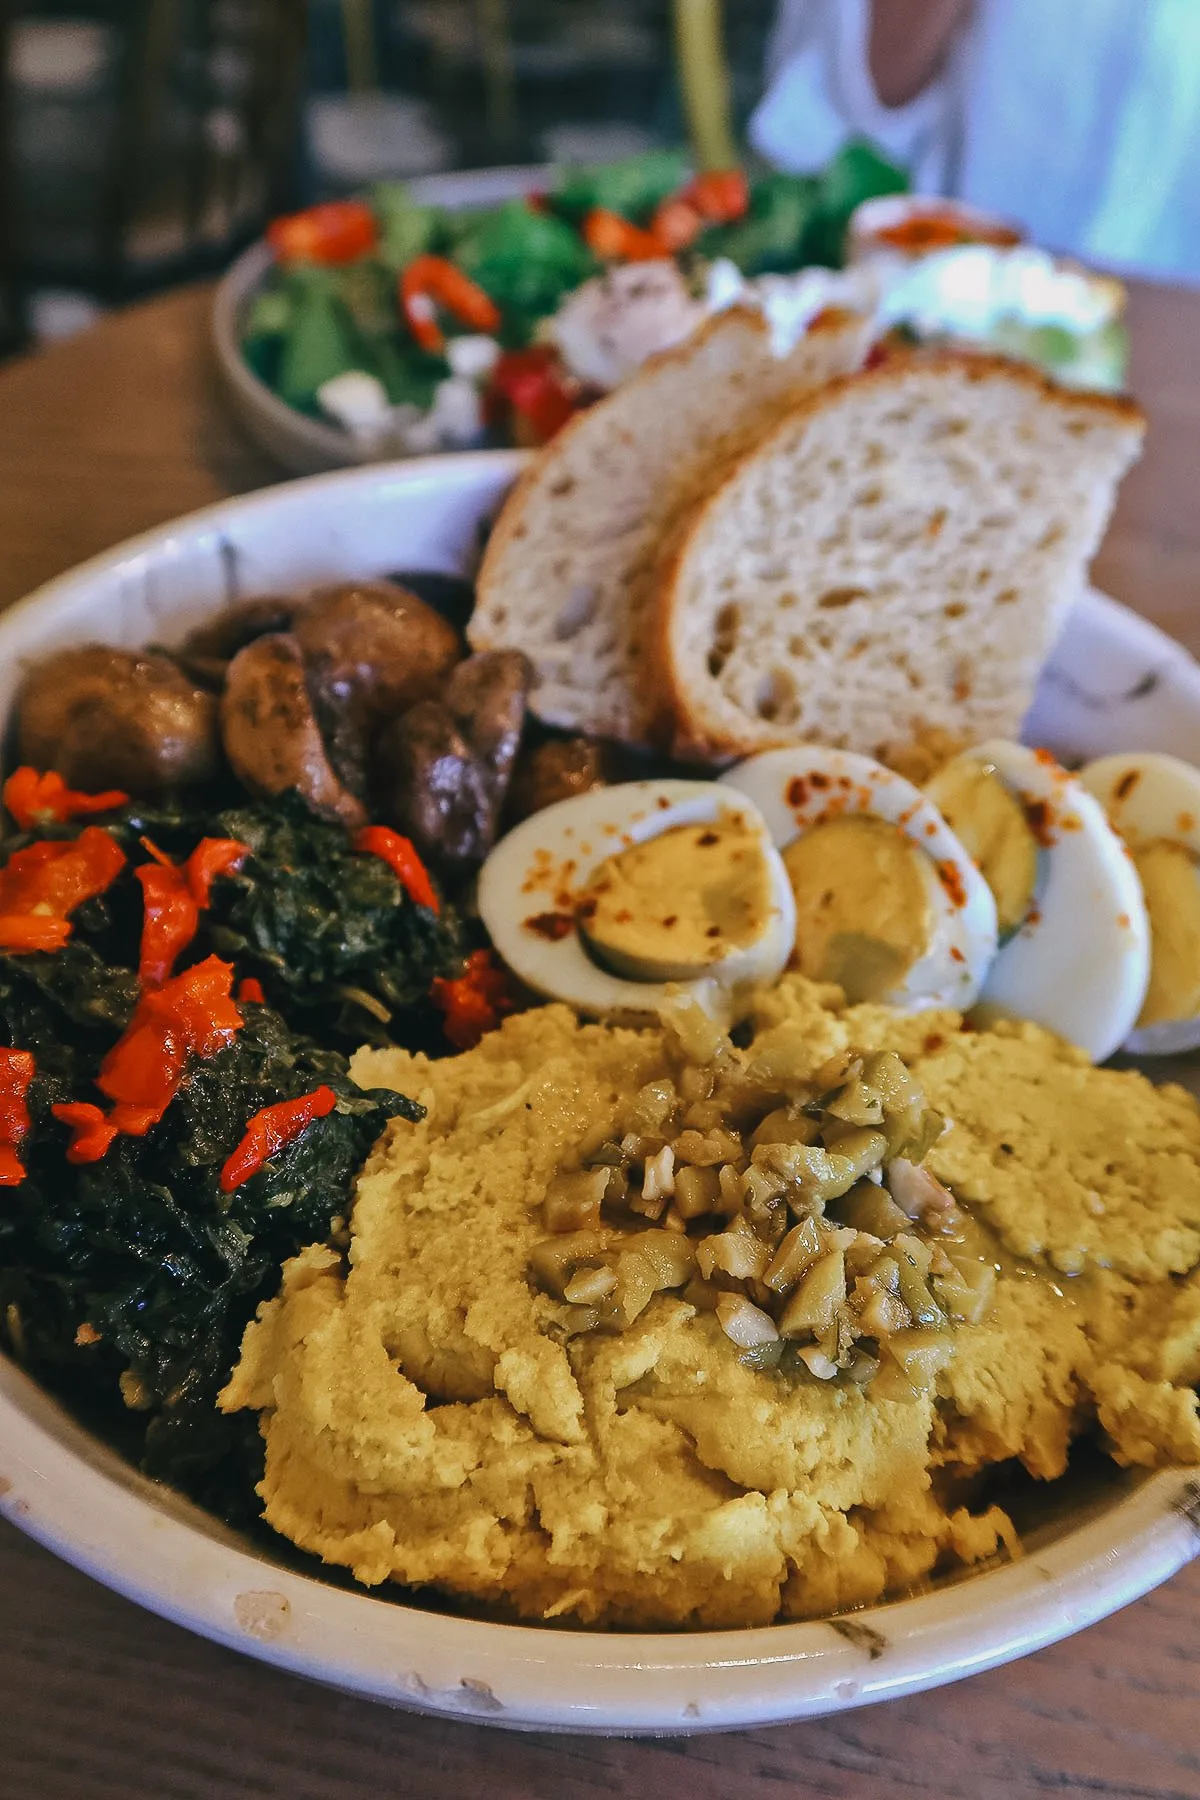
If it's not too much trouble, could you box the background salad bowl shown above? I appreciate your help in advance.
[2,452,1199,1733]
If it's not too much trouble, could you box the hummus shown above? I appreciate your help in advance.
[221,977,1200,1629]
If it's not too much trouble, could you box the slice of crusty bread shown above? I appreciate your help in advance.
[469,304,872,745]
[653,352,1145,763]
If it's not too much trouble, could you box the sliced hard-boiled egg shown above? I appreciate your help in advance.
[721,748,997,1010]
[927,740,1150,1061]
[477,779,796,1020]
[1079,752,1200,1054]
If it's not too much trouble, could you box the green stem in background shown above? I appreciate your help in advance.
[474,0,517,152]
[340,0,378,92]
[672,0,738,172]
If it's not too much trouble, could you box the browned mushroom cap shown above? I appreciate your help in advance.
[293,578,461,770]
[16,645,220,798]
[220,633,366,828]
[444,650,532,782]
[176,596,298,686]
[505,736,614,825]
[375,700,496,868]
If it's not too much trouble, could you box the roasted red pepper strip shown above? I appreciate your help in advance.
[52,1102,120,1165]
[353,826,440,913]
[135,836,249,987]
[0,828,126,920]
[267,199,377,266]
[98,956,243,1133]
[185,838,249,907]
[136,861,199,989]
[486,346,578,445]
[3,767,128,831]
[431,949,515,1050]
[582,207,666,262]
[399,254,501,355]
[237,977,266,1006]
[0,914,72,953]
[220,1086,337,1193]
[0,1047,34,1184]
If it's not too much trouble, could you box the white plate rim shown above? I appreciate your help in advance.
[0,453,1198,1734]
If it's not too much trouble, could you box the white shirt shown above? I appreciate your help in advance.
[750,0,1200,281]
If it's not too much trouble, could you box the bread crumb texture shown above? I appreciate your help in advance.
[221,979,1200,1628]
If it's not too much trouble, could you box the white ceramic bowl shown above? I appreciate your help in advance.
[2,452,1200,1734]
[212,167,549,477]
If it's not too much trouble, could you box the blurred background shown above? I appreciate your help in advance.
[0,0,775,353]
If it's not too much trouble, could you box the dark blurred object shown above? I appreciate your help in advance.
[0,0,25,352]
[1,0,307,307]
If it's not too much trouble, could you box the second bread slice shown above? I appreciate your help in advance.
[654,352,1145,763]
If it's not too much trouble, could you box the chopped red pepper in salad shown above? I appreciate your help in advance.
[582,207,665,262]
[220,1085,338,1193]
[399,254,501,355]
[486,346,579,446]
[3,767,128,831]
[0,1047,34,1185]
[353,826,440,913]
[267,199,378,266]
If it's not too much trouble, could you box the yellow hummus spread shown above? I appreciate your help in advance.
[220,977,1200,1630]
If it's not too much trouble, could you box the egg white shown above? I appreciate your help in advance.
[946,740,1150,1061]
[477,779,796,1021]
[720,747,997,1010]
[1080,751,1200,1054]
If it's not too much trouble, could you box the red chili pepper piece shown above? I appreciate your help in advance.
[136,861,199,989]
[431,948,516,1050]
[399,254,501,355]
[0,1047,35,1182]
[486,346,578,445]
[0,827,126,921]
[135,836,249,987]
[582,207,666,262]
[0,914,72,953]
[3,767,129,832]
[267,199,377,266]
[52,1102,120,1165]
[99,956,243,1131]
[185,838,249,908]
[220,1086,337,1193]
[682,168,750,223]
[353,826,440,913]
[237,977,266,1005]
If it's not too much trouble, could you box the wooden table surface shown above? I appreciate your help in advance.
[1,281,1199,1800]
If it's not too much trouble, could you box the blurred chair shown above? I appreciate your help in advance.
[0,0,308,315]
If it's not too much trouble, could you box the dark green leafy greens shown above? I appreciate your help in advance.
[0,794,451,1520]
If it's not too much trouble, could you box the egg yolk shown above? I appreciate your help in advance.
[783,816,935,1002]
[579,816,773,982]
[926,759,1039,939]
[1132,839,1200,1027]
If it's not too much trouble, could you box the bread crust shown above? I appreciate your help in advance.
[652,349,1145,761]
